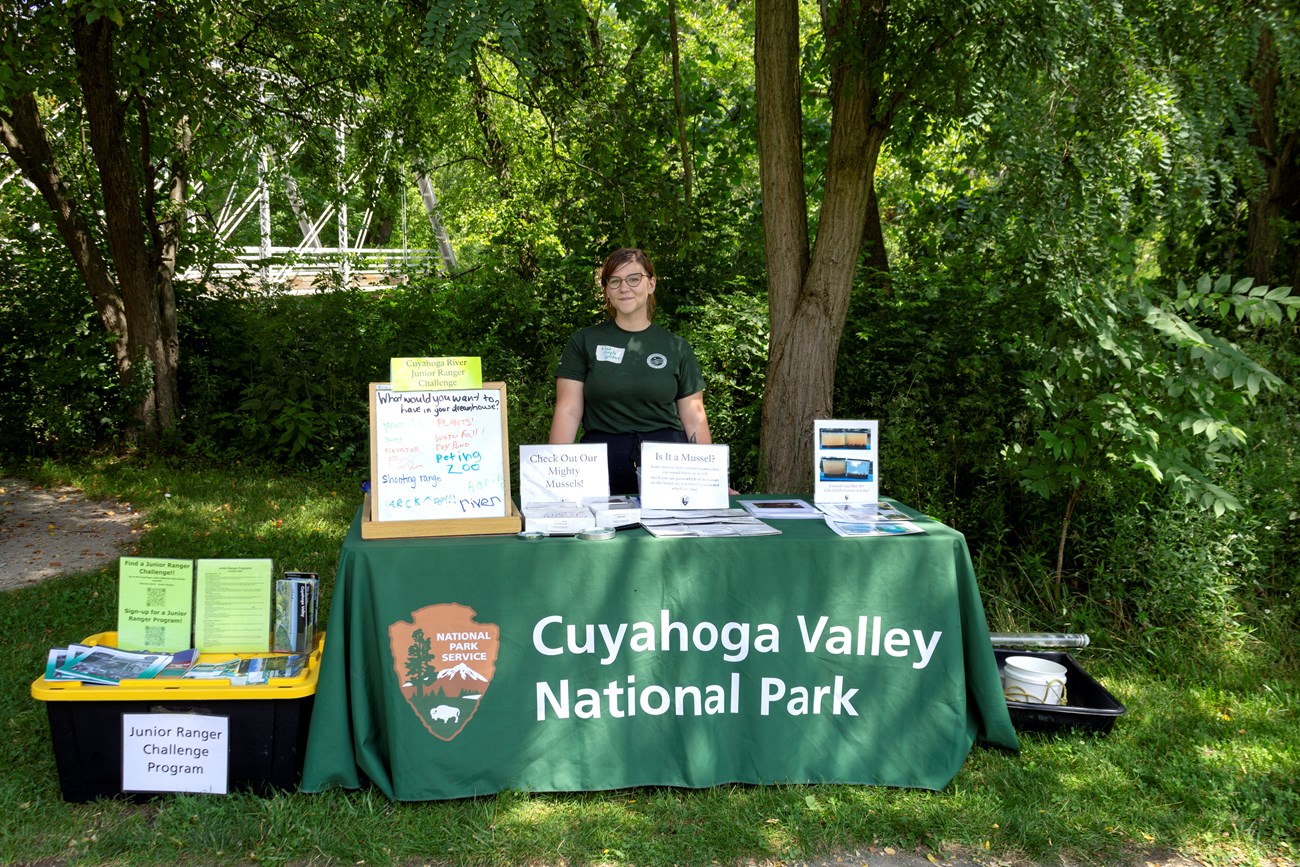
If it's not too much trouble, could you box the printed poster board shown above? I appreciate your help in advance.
[364,382,521,539]
[812,419,879,505]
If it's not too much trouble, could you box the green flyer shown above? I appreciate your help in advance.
[195,559,274,653]
[116,557,195,651]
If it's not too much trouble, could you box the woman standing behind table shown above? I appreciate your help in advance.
[548,248,714,495]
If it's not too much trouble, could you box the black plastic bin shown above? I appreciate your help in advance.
[32,632,320,803]
[995,649,1126,735]
[41,695,314,803]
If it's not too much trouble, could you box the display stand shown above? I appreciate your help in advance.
[360,493,522,539]
[363,381,521,539]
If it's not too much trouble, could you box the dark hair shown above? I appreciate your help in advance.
[599,248,656,321]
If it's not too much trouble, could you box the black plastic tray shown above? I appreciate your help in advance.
[995,649,1126,736]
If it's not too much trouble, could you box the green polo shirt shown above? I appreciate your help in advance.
[555,320,705,434]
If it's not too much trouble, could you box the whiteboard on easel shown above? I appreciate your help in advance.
[369,382,511,522]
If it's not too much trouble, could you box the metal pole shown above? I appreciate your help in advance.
[258,148,271,282]
[989,633,1091,648]
[337,122,349,284]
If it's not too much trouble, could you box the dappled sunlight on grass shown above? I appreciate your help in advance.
[480,792,664,862]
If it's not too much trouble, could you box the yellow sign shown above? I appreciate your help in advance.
[390,357,483,391]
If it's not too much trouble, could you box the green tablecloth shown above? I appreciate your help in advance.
[300,500,1018,800]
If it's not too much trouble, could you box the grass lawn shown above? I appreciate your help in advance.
[1,459,1296,866]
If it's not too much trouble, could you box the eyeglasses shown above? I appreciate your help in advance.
[605,272,647,290]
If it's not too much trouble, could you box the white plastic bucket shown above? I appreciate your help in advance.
[1003,655,1067,705]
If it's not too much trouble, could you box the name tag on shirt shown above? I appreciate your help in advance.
[596,345,625,363]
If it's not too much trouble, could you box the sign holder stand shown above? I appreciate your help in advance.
[362,381,521,540]
[360,493,522,540]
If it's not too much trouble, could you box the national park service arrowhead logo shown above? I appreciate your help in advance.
[389,603,499,741]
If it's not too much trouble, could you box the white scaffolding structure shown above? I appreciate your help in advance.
[183,124,457,291]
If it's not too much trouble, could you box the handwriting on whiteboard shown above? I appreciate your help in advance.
[373,387,508,521]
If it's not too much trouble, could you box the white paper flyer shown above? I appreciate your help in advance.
[638,443,730,510]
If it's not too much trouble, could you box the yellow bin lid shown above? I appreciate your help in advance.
[31,632,322,702]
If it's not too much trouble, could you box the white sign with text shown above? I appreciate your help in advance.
[638,443,730,510]
[122,712,229,795]
[519,444,609,505]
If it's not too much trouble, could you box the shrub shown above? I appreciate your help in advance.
[0,220,123,457]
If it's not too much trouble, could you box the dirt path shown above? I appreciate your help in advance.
[0,477,140,592]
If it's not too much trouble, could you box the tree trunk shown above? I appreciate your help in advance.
[0,94,129,378]
[755,0,892,492]
[152,124,188,436]
[1246,29,1283,286]
[668,0,694,233]
[469,46,512,199]
[72,15,180,442]
[862,181,891,292]
[755,0,809,355]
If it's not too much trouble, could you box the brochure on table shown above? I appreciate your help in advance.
[638,442,730,510]
[823,518,924,537]
[738,498,822,519]
[640,508,781,537]
[818,501,911,522]
[55,645,173,683]
[273,572,319,654]
[813,419,924,536]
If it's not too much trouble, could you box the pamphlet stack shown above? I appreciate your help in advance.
[43,558,320,686]
[273,572,319,654]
